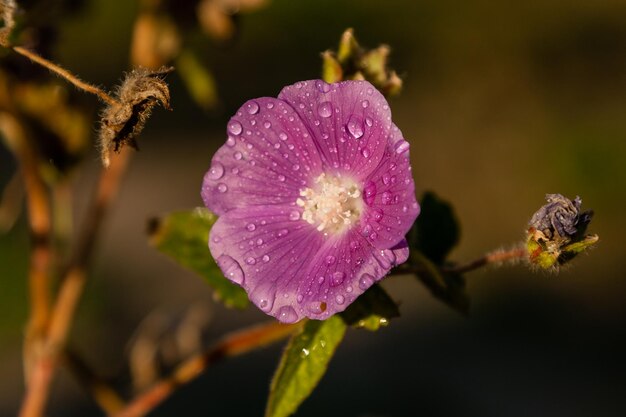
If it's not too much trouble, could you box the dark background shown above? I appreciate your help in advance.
[1,1,625,416]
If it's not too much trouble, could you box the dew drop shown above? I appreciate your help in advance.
[292,164,300,171]
[256,238,264,245]
[361,148,371,158]
[279,132,288,141]
[365,117,373,127]
[208,162,224,180]
[325,255,336,265]
[246,223,256,231]
[226,136,236,147]
[335,294,345,305]
[246,257,256,265]
[217,255,244,285]
[264,121,272,129]
[394,140,410,154]
[289,211,301,221]
[359,273,374,290]
[382,173,391,185]
[307,302,325,314]
[278,306,298,323]
[277,174,286,182]
[245,101,259,114]
[228,121,242,136]
[278,228,289,237]
[318,101,332,118]
[361,99,369,108]
[262,255,270,263]
[267,102,274,109]
[371,209,384,222]
[346,115,364,139]
[381,191,393,205]
[363,181,377,205]
[317,80,331,93]
[297,294,304,303]
[217,183,228,193]
[330,271,345,287]
[233,151,243,160]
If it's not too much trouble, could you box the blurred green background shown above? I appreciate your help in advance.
[1,0,625,416]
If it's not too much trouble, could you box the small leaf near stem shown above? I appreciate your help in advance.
[266,316,347,417]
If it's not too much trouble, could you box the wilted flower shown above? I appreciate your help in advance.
[527,193,597,269]
[202,79,419,323]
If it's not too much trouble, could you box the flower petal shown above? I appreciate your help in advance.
[202,97,323,215]
[209,204,325,323]
[359,128,420,249]
[278,79,392,181]
[209,204,409,323]
[295,233,409,320]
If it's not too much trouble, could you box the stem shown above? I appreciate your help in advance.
[18,149,132,417]
[12,46,119,106]
[0,114,52,381]
[442,246,527,274]
[114,321,300,417]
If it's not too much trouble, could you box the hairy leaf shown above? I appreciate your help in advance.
[266,316,347,417]
[148,208,249,308]
[340,284,399,331]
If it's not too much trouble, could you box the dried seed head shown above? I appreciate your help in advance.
[0,0,17,47]
[99,66,173,167]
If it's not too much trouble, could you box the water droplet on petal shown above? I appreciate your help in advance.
[246,223,256,231]
[381,191,393,205]
[316,80,331,93]
[289,211,301,221]
[262,255,270,262]
[371,209,384,222]
[217,183,228,193]
[318,101,332,118]
[245,101,259,114]
[278,306,298,323]
[277,174,286,182]
[233,151,243,160]
[256,238,264,245]
[394,140,410,154]
[382,173,391,185]
[361,147,371,158]
[217,255,245,285]
[335,294,345,305]
[359,273,374,290]
[278,228,289,237]
[246,257,256,265]
[307,301,325,314]
[279,132,288,141]
[264,121,272,129]
[363,181,377,205]
[361,99,369,108]
[228,121,242,136]
[330,271,345,287]
[208,162,224,180]
[226,136,236,147]
[325,255,336,265]
[347,115,364,139]
[365,117,373,127]
[296,294,304,303]
[292,164,300,171]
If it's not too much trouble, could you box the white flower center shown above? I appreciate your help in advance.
[296,173,363,235]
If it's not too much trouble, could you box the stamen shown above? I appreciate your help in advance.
[296,173,363,235]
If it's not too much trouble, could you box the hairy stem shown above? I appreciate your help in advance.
[18,150,132,417]
[114,321,300,417]
[442,246,527,274]
[12,46,119,106]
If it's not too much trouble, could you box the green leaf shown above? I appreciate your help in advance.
[266,316,347,417]
[148,208,249,309]
[410,191,460,265]
[340,284,399,331]
[410,250,470,315]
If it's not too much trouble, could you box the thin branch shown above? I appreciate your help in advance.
[18,149,132,417]
[0,114,52,380]
[12,46,119,106]
[114,321,301,417]
[441,246,527,274]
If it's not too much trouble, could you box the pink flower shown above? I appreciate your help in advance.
[202,80,419,323]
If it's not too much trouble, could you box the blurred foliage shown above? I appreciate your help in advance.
[340,284,399,331]
[148,208,249,308]
[266,316,346,417]
[408,192,470,315]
